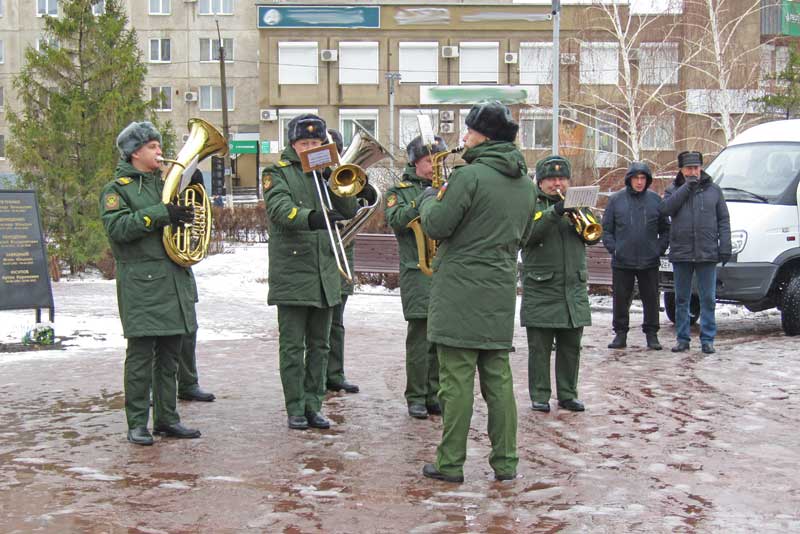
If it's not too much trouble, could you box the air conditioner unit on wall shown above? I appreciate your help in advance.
[504,52,518,64]
[260,109,277,121]
[184,91,198,102]
[320,49,338,62]
[439,110,455,122]
[561,109,578,121]
[560,53,577,65]
[439,122,455,134]
[441,46,459,59]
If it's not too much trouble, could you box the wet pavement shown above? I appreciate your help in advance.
[1,280,799,533]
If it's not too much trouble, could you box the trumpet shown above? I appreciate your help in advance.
[556,189,603,245]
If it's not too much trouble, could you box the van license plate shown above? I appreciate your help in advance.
[659,258,672,272]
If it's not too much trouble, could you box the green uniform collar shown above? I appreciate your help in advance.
[462,140,527,179]
[401,163,431,186]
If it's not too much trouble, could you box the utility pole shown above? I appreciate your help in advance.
[216,19,233,209]
[551,0,561,156]
[385,71,401,170]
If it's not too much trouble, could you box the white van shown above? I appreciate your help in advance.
[659,119,800,335]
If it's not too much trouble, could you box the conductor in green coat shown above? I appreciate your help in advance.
[523,156,592,413]
[100,121,202,446]
[263,114,358,430]
[384,135,447,419]
[419,102,537,483]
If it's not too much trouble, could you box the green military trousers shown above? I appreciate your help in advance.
[125,335,182,429]
[405,318,439,406]
[177,329,199,395]
[277,304,334,416]
[527,326,583,403]
[326,295,348,386]
[435,344,518,478]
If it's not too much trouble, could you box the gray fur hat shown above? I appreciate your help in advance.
[116,121,162,161]
[406,135,448,165]
[287,114,327,144]
[464,101,518,142]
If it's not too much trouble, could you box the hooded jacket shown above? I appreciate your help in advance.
[419,141,536,350]
[660,170,731,263]
[100,160,198,338]
[602,162,670,269]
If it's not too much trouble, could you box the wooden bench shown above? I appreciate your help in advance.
[353,233,613,286]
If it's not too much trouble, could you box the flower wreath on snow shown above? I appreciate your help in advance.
[22,325,55,346]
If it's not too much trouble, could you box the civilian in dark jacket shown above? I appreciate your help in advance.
[660,151,731,354]
[602,162,670,350]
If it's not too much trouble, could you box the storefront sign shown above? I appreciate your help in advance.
[420,85,539,105]
[258,6,381,29]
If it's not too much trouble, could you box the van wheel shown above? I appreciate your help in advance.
[780,276,800,336]
[663,292,700,325]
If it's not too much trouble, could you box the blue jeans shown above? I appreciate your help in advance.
[672,262,717,344]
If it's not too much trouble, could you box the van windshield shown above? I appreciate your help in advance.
[708,143,800,204]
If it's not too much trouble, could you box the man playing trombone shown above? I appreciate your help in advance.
[263,114,358,430]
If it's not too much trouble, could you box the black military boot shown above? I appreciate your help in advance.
[646,332,662,351]
[607,332,627,349]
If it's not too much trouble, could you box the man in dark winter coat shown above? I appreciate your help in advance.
[602,162,670,350]
[660,151,731,354]
[385,134,448,420]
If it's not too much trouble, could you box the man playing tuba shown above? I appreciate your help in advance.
[100,121,202,446]
[385,135,448,419]
[263,114,358,431]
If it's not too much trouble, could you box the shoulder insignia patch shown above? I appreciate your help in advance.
[277,160,291,167]
[386,193,397,208]
[143,215,152,228]
[263,173,273,191]
[104,193,120,211]
[534,211,543,221]
[115,177,133,186]
[436,182,449,201]
[397,181,412,189]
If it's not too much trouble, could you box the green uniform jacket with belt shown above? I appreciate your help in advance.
[99,160,198,338]
[521,185,592,329]
[419,141,536,350]
[384,164,432,320]
[263,146,358,308]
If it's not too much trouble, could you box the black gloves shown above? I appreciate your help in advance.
[720,253,731,266]
[321,167,333,180]
[166,203,194,225]
[190,169,204,186]
[308,209,345,230]
[553,201,567,217]
[685,174,699,188]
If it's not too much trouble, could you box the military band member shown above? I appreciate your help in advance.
[419,102,536,483]
[263,114,358,430]
[523,155,591,414]
[100,121,202,445]
[384,135,447,419]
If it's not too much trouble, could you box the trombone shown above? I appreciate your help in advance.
[556,189,603,245]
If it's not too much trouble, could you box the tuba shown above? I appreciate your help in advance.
[556,189,603,245]
[406,146,463,276]
[160,118,228,267]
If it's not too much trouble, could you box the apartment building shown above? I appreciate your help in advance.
[0,0,790,191]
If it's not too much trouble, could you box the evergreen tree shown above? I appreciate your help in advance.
[6,0,173,273]
[758,45,800,120]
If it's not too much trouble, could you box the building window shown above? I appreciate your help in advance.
[199,85,234,111]
[200,38,234,62]
[0,134,5,158]
[629,0,683,15]
[339,109,379,148]
[37,0,57,16]
[593,112,618,168]
[639,43,679,85]
[149,0,170,15]
[199,0,233,15]
[580,42,618,85]
[36,36,59,52]
[278,42,318,85]
[459,108,470,140]
[0,0,4,17]
[519,109,553,150]
[92,1,105,15]
[399,42,438,84]
[149,38,171,63]
[0,40,4,64]
[151,86,172,111]
[519,43,553,85]
[0,86,4,110]
[459,42,499,84]
[339,42,379,85]
[399,110,439,149]
[278,108,319,149]
[641,116,674,150]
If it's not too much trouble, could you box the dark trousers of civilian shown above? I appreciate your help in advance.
[611,266,660,334]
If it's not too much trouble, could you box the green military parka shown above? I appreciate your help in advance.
[263,146,358,308]
[384,164,432,320]
[100,160,198,338]
[520,185,592,329]
[419,141,536,350]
